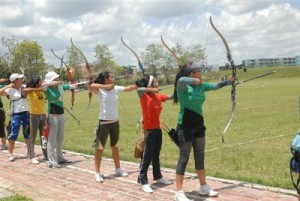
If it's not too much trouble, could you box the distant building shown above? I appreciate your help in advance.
[202,64,219,72]
[242,56,300,67]
[295,56,300,66]
[218,63,245,71]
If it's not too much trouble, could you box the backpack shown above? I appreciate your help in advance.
[290,130,300,194]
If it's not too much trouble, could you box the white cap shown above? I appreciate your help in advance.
[9,73,24,82]
[44,71,59,83]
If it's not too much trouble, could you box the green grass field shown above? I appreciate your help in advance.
[5,66,299,190]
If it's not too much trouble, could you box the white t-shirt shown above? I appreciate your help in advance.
[5,87,29,114]
[98,86,124,120]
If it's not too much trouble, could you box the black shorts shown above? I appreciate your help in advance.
[0,109,6,138]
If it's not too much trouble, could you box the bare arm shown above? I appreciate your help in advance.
[0,78,8,83]
[90,83,114,94]
[23,87,43,93]
[123,85,137,92]
[167,95,173,100]
[0,83,13,96]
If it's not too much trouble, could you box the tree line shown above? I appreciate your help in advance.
[0,36,206,85]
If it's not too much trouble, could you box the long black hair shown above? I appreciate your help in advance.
[173,62,193,105]
[94,71,110,84]
[135,74,152,88]
[26,76,41,88]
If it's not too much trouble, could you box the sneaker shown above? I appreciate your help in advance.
[115,168,128,177]
[41,136,47,149]
[59,159,72,164]
[0,144,8,150]
[8,154,15,162]
[141,184,153,193]
[30,158,40,164]
[199,184,219,197]
[48,164,61,168]
[95,173,104,183]
[174,191,192,201]
[156,177,172,185]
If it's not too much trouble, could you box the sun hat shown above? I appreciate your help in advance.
[44,71,59,83]
[9,73,24,82]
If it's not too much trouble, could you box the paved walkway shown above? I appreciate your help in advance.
[0,142,297,201]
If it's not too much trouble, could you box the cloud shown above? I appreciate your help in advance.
[139,1,200,19]
[0,0,299,68]
[209,0,286,14]
[204,2,300,64]
[31,0,111,19]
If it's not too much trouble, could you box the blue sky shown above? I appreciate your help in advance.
[0,0,299,69]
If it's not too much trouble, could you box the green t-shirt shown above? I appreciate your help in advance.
[44,84,70,113]
[176,77,220,125]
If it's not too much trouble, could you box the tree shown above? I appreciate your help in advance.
[11,40,46,76]
[141,44,165,77]
[1,36,19,74]
[180,44,205,64]
[66,44,84,82]
[94,44,121,76]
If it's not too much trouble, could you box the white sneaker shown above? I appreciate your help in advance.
[41,136,47,149]
[115,168,128,177]
[95,173,104,183]
[8,154,15,162]
[0,144,8,150]
[142,184,153,193]
[174,191,192,201]
[156,177,172,185]
[199,184,219,197]
[30,158,40,164]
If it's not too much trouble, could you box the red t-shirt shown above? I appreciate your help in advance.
[139,93,168,129]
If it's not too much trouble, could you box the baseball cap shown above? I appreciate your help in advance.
[9,73,24,82]
[182,62,203,76]
[44,71,59,83]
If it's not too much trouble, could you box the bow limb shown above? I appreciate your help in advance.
[51,48,64,75]
[160,35,179,66]
[209,16,237,143]
[121,37,145,75]
[66,68,75,108]
[70,38,93,122]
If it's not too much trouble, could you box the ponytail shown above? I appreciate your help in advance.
[173,63,191,105]
[135,74,151,88]
[26,76,41,88]
[94,71,110,84]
